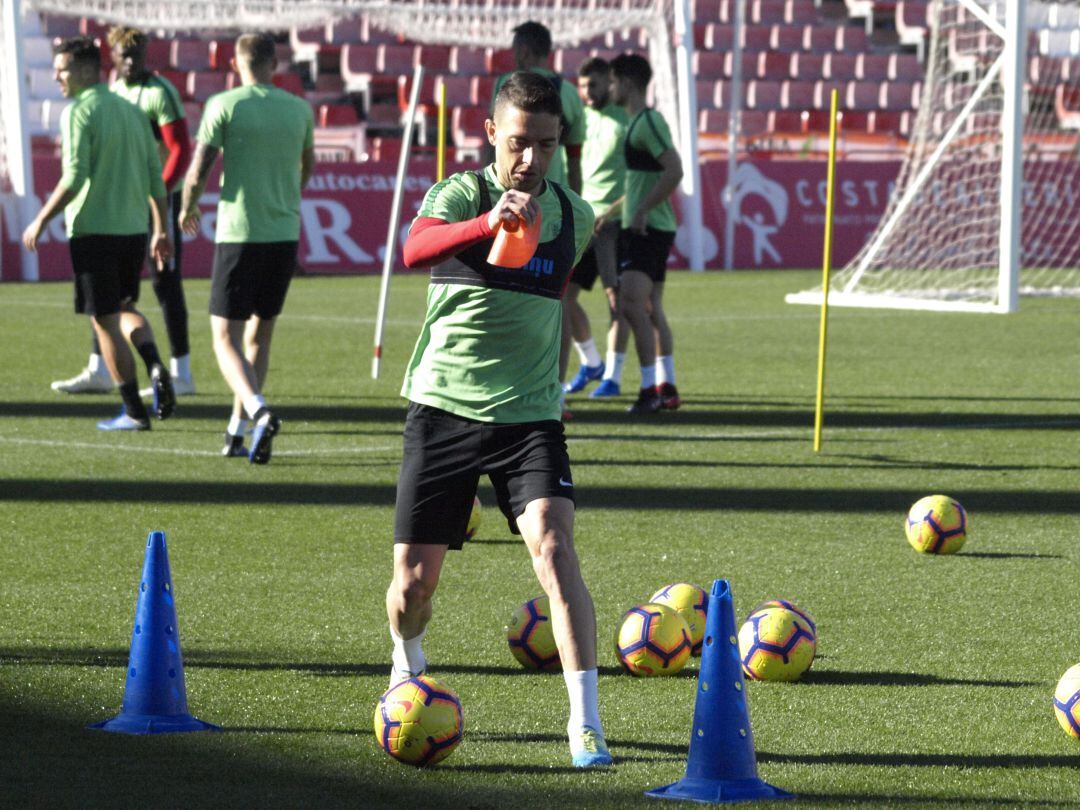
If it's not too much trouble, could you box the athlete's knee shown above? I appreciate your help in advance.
[393,566,439,611]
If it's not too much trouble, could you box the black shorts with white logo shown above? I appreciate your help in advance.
[70,233,148,316]
[394,402,575,549]
[209,241,298,320]
[617,226,676,284]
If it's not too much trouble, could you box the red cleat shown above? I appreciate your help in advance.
[657,383,681,410]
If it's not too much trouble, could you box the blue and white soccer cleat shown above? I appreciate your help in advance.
[589,379,621,399]
[249,410,281,465]
[97,410,150,431]
[571,725,613,768]
[564,363,605,394]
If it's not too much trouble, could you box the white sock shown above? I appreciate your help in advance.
[656,355,675,386]
[243,394,267,420]
[604,351,625,383]
[88,353,105,374]
[227,415,248,437]
[564,668,603,743]
[390,625,427,675]
[640,364,657,390]
[575,338,602,367]
[171,354,191,380]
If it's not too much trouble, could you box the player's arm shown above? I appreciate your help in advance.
[565,144,583,196]
[596,195,624,234]
[21,183,77,251]
[23,104,87,250]
[630,149,682,234]
[301,146,315,189]
[179,141,220,236]
[159,118,192,189]
[149,193,173,269]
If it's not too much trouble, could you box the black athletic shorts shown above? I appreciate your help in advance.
[617,226,676,284]
[209,241,297,320]
[571,221,619,292]
[69,233,148,317]
[394,402,575,549]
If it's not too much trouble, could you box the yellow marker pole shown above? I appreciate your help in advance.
[436,82,447,182]
[813,89,840,453]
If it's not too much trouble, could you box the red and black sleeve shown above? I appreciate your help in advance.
[159,118,193,190]
[403,215,494,269]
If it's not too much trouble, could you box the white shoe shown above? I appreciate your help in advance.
[51,367,114,394]
[389,664,426,689]
[140,375,195,397]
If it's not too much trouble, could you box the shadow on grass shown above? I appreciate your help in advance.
[0,400,407,423]
[574,456,1080,474]
[799,670,1038,688]
[8,479,1080,516]
[759,751,1080,769]
[797,792,1075,806]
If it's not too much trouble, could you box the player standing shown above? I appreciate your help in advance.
[609,54,684,414]
[179,32,315,462]
[23,36,174,430]
[386,72,611,769]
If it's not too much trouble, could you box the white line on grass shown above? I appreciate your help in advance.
[0,435,399,458]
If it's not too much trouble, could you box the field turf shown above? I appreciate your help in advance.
[1,270,1078,808]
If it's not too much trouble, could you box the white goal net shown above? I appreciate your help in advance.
[787,0,1080,313]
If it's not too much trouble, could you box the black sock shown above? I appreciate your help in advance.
[135,342,164,376]
[119,381,149,421]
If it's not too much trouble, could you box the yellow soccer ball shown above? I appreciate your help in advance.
[464,495,482,541]
[1053,663,1080,739]
[649,582,709,655]
[506,595,561,671]
[374,674,463,766]
[738,604,816,682]
[615,603,692,677]
[905,495,968,554]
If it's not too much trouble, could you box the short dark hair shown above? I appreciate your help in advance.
[577,56,610,78]
[511,21,552,57]
[610,53,652,91]
[235,32,276,69]
[53,36,100,70]
[494,70,563,120]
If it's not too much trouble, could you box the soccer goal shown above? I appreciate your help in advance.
[786,0,1080,313]
[0,0,706,278]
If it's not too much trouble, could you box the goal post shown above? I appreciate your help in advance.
[787,0,1080,314]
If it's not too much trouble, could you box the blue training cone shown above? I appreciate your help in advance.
[646,579,792,804]
[89,531,220,734]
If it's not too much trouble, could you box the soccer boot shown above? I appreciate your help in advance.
[52,366,114,394]
[389,664,427,689]
[570,725,613,768]
[97,410,150,431]
[589,379,621,399]
[563,362,605,394]
[249,409,281,465]
[657,382,682,410]
[150,364,176,420]
[627,386,662,415]
[222,433,247,458]
[141,374,195,397]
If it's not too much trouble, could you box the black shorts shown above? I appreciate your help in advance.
[394,402,575,550]
[617,227,676,284]
[571,221,619,292]
[209,241,297,320]
[70,233,148,316]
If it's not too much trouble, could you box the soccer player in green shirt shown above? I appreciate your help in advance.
[387,72,612,769]
[23,36,175,431]
[180,33,315,464]
[610,54,685,415]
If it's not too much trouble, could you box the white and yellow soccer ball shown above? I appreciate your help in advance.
[649,582,709,656]
[905,495,968,554]
[738,603,816,682]
[1053,663,1080,739]
[464,495,482,541]
[615,603,693,677]
[374,674,463,766]
[506,595,561,671]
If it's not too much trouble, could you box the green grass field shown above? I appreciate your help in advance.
[2,270,1078,808]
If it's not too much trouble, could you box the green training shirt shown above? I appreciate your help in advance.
[402,165,594,423]
[60,83,166,238]
[580,102,628,217]
[623,108,678,233]
[196,84,315,243]
[111,73,186,192]
[491,68,585,187]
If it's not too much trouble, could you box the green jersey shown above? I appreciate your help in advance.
[196,84,315,243]
[491,68,585,187]
[623,108,678,233]
[402,166,594,423]
[111,73,186,192]
[580,102,629,217]
[59,84,165,238]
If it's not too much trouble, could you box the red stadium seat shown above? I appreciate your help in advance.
[378,43,416,75]
[311,73,346,104]
[869,110,905,135]
[813,80,845,109]
[367,102,403,131]
[751,0,787,25]
[740,109,770,136]
[1055,85,1080,130]
[698,109,730,133]
[858,53,890,81]
[368,136,402,163]
[555,48,590,74]
[838,109,871,131]
[807,25,840,52]
[325,17,364,45]
[171,40,210,71]
[707,24,734,51]
[182,101,202,133]
[451,46,488,75]
[824,52,858,80]
[487,48,517,74]
[208,39,235,71]
[881,80,918,110]
[144,40,172,71]
[725,52,759,79]
[435,75,474,108]
[696,79,719,109]
[186,70,227,103]
[318,103,360,127]
[758,51,792,80]
[890,53,922,81]
[785,0,819,25]
[452,105,489,153]
[770,23,806,52]
[159,69,189,100]
[746,80,783,109]
[768,109,807,133]
[417,44,453,73]
[272,72,306,97]
[790,52,824,80]
[471,75,496,107]
[742,24,773,51]
[836,25,869,53]
[692,0,725,21]
[694,52,727,79]
[846,80,881,110]
[398,73,437,111]
[803,110,833,131]
[782,80,816,109]
[896,0,930,57]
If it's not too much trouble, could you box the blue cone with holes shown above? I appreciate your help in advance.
[89,531,220,734]
[646,579,792,804]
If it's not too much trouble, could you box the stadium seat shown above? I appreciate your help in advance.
[471,75,496,107]
[142,40,171,71]
[41,99,71,133]
[694,52,726,79]
[693,22,714,50]
[814,80,845,109]
[186,70,228,103]
[747,80,783,109]
[418,44,453,73]
[23,100,46,135]
[881,80,919,110]
[1062,57,1080,81]
[159,69,189,99]
[451,46,487,75]
[768,109,807,133]
[771,23,806,52]
[209,39,235,71]
[451,105,489,157]
[713,80,734,109]
[838,109,871,131]
[836,25,870,53]
[758,51,792,80]
[782,80,816,109]
[890,52,922,81]
[895,0,930,59]
[790,52,824,80]
[725,52,759,79]
[751,0,787,25]
[555,48,590,74]
[487,48,517,74]
[1055,84,1080,129]
[858,53,891,81]
[171,40,210,71]
[844,0,875,32]
[824,52,858,80]
[742,24,773,51]
[845,80,880,110]
[310,73,346,104]
[272,72,307,97]
[23,37,54,69]
[692,0,725,21]
[398,73,436,110]
[435,75,474,108]
[359,15,401,45]
[182,100,202,133]
[289,26,328,71]
[785,0,819,25]
[318,103,360,127]
[378,43,417,75]
[80,17,108,40]
[367,101,403,131]
[740,109,770,136]
[803,109,833,131]
[696,79,719,109]
[367,136,402,163]
[325,17,364,45]
[698,108,730,134]
[40,13,80,38]
[807,25,841,53]
[869,109,907,135]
